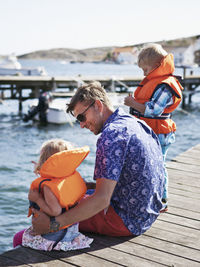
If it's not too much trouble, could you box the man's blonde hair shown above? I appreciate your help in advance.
[138,43,168,68]
[66,81,112,114]
[34,139,73,174]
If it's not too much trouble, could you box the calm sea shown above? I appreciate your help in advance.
[0,60,200,254]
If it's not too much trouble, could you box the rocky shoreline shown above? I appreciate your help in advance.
[16,35,199,63]
[18,47,115,62]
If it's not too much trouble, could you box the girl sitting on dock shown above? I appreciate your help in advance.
[13,139,93,251]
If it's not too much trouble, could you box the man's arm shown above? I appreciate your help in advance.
[32,178,117,235]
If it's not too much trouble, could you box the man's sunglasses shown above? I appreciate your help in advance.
[75,101,95,122]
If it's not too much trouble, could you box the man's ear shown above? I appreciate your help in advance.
[95,99,103,112]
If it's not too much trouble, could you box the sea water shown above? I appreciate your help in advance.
[0,60,200,254]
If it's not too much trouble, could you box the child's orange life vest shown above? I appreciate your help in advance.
[28,146,89,230]
[131,54,183,134]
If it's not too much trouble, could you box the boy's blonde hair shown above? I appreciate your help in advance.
[138,43,168,69]
[34,139,73,174]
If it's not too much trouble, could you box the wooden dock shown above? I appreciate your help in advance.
[0,74,200,111]
[0,144,200,266]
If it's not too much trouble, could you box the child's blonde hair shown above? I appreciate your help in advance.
[138,43,168,69]
[34,139,73,174]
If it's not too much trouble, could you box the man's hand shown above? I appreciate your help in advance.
[31,208,50,235]
[28,189,40,202]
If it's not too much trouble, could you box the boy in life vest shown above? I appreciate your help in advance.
[124,43,183,211]
[19,139,93,251]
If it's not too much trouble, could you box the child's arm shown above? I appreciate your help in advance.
[124,95,146,114]
[145,85,173,117]
[28,186,62,216]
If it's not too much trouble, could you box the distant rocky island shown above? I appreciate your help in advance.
[17,35,199,63]
[18,47,115,62]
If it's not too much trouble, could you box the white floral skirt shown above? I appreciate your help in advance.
[22,223,93,251]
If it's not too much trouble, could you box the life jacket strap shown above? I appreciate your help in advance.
[130,107,171,120]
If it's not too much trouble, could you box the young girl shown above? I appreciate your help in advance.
[17,139,93,251]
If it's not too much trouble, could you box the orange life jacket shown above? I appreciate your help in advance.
[131,54,183,134]
[28,146,89,230]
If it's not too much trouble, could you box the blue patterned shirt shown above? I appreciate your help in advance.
[144,84,175,147]
[94,108,165,235]
[144,84,173,117]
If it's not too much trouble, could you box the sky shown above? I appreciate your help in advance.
[1,0,200,56]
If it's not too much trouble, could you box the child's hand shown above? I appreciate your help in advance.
[124,95,135,107]
[28,189,40,202]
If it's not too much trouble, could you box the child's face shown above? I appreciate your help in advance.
[139,62,154,76]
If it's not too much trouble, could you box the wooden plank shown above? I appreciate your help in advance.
[85,237,164,267]
[177,149,200,159]
[167,169,200,183]
[145,226,200,250]
[168,170,200,181]
[86,236,166,267]
[92,235,200,267]
[168,193,200,212]
[166,206,200,221]
[0,255,29,267]
[167,161,200,173]
[158,212,200,229]
[168,186,200,199]
[0,247,74,266]
[169,182,200,194]
[37,247,122,267]
[131,235,200,263]
[170,156,200,165]
[152,219,200,240]
[174,153,200,161]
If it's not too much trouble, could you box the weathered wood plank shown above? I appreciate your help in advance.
[86,237,165,267]
[168,186,200,199]
[171,155,200,165]
[37,246,123,267]
[92,235,200,267]
[165,206,200,221]
[0,247,74,266]
[152,219,200,240]
[169,182,200,194]
[167,161,200,173]
[158,212,200,229]
[168,193,200,212]
[145,226,199,250]
[168,169,200,184]
[0,255,29,267]
[131,235,200,263]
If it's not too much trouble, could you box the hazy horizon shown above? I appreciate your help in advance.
[1,0,199,56]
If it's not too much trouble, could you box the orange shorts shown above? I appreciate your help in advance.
[79,205,133,237]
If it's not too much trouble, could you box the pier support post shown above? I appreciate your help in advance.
[181,95,186,109]
[18,88,22,113]
[51,77,57,91]
[188,93,193,104]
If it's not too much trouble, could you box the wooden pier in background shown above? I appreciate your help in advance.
[0,144,200,266]
[0,74,200,111]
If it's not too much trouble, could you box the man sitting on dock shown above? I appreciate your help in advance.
[24,81,166,239]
